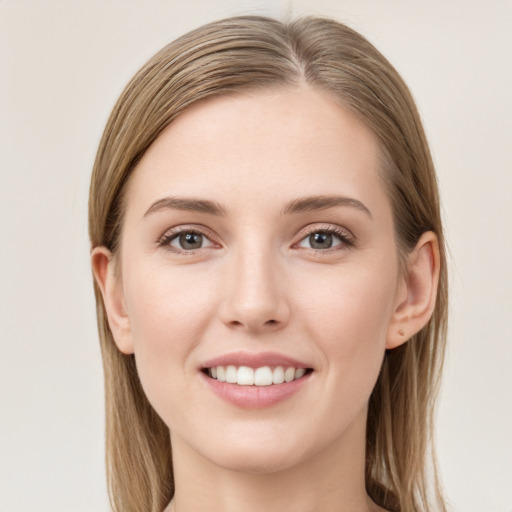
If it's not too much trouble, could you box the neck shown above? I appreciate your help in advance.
[166,407,384,512]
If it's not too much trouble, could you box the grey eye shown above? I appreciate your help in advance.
[299,229,348,250]
[308,232,333,249]
[170,232,213,250]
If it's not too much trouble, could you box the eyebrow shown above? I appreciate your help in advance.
[144,194,372,218]
[144,197,228,217]
[281,195,372,218]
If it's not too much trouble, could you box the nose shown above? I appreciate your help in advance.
[218,243,290,334]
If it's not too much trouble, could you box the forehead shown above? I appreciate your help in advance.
[124,86,389,219]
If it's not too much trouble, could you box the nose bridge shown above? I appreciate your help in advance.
[220,234,289,332]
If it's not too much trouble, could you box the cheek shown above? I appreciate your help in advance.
[295,258,397,382]
[286,262,397,445]
[120,261,219,409]
[301,258,395,332]
[124,260,217,347]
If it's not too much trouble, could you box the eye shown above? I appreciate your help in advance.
[160,229,216,252]
[296,227,354,251]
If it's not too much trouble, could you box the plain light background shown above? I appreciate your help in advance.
[1,1,511,511]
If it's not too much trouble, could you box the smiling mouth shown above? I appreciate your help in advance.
[202,365,314,386]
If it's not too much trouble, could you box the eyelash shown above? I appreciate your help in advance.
[158,225,356,255]
[158,226,217,255]
[296,225,355,253]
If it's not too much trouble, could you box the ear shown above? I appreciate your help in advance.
[91,246,134,354]
[386,231,441,349]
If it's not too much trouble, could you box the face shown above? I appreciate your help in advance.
[109,87,406,473]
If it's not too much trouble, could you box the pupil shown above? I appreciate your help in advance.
[180,233,202,249]
[310,232,332,249]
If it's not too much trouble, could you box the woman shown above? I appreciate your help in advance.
[89,15,448,512]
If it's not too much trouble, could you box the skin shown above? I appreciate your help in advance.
[93,86,440,512]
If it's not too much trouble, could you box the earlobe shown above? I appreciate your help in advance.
[386,231,440,349]
[91,247,135,354]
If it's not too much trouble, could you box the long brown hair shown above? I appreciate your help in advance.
[89,15,448,512]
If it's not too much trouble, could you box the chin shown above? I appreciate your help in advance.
[198,431,314,475]
[210,449,303,475]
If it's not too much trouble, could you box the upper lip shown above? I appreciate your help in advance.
[201,351,312,370]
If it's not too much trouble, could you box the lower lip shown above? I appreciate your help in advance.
[199,371,312,409]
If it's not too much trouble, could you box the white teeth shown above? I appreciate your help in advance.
[254,366,273,386]
[237,366,255,385]
[295,368,306,379]
[225,365,237,383]
[216,366,226,382]
[284,367,295,382]
[272,366,285,384]
[207,365,309,386]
